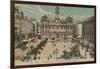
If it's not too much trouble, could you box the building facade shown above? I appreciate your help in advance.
[15,7,36,41]
[40,6,74,41]
[76,23,82,38]
[82,16,95,43]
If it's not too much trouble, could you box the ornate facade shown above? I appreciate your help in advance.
[15,7,36,41]
[40,6,74,41]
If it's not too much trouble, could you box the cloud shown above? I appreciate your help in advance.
[15,4,43,16]
[15,4,93,23]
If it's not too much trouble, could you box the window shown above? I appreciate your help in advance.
[56,34,59,38]
[52,26,54,29]
[61,26,63,29]
[57,26,59,29]
[64,26,66,29]
[49,26,51,29]
[49,34,51,38]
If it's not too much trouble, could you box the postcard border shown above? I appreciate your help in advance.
[10,1,96,69]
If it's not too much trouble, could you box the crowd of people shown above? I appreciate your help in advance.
[15,35,48,62]
[15,36,94,62]
[61,38,94,59]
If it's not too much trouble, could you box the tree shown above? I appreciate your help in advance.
[70,44,80,58]
[31,48,38,56]
[62,50,71,59]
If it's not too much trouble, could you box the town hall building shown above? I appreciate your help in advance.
[40,6,74,41]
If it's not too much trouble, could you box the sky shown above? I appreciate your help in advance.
[15,3,94,23]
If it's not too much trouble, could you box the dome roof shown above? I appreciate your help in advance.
[41,15,49,22]
[65,16,73,23]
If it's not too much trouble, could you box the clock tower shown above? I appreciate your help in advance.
[55,6,60,20]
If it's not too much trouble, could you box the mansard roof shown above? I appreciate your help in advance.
[41,14,74,25]
[41,15,49,22]
[65,16,73,23]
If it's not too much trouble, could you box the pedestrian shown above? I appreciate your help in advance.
[48,57,49,60]
[50,54,52,58]
[53,50,55,54]
[64,45,66,48]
